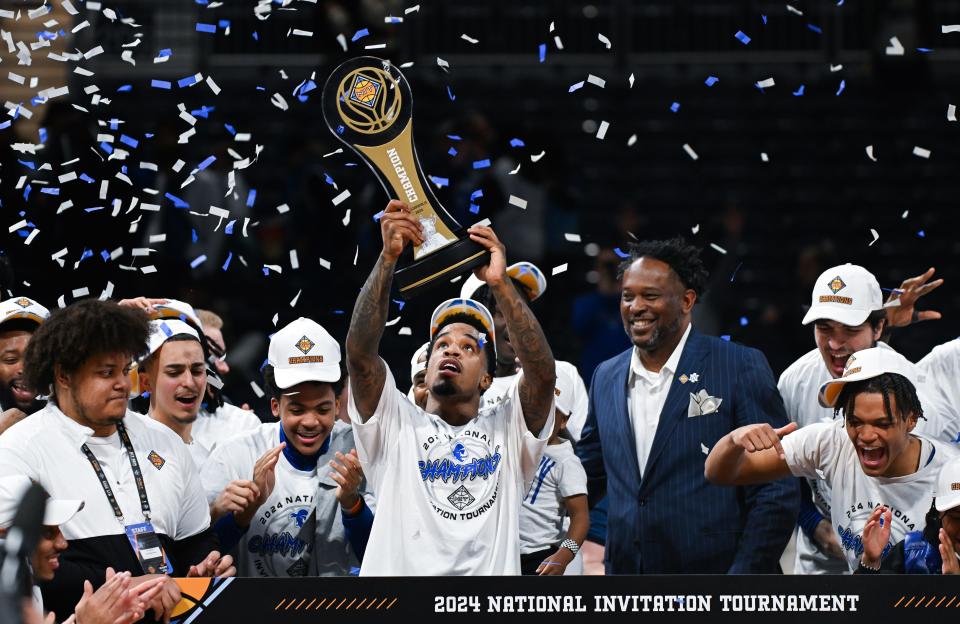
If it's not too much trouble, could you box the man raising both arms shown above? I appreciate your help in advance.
[346,200,556,575]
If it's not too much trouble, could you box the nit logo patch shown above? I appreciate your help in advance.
[448,485,475,511]
[147,451,165,470]
[349,74,381,109]
[15,298,31,308]
[827,276,847,294]
[295,336,315,355]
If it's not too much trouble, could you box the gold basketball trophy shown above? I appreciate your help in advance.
[322,57,490,298]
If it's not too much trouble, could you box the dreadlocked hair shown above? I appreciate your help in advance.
[833,372,925,425]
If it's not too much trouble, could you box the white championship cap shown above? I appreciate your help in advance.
[459,261,548,302]
[0,475,83,529]
[268,317,341,389]
[0,296,50,328]
[818,346,919,408]
[802,264,883,327]
[153,299,203,331]
[935,456,960,512]
[410,342,430,384]
[143,319,201,361]
[554,364,578,417]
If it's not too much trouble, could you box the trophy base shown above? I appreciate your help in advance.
[395,237,490,299]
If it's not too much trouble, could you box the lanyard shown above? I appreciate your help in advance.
[79,422,151,525]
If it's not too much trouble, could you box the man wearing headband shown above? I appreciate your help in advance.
[0,297,50,434]
[346,200,556,575]
[461,263,590,442]
[706,346,960,573]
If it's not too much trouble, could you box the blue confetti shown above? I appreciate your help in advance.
[225,220,235,235]
[158,48,172,58]
[447,85,456,101]
[836,79,845,96]
[262,267,270,276]
[80,249,93,262]
[670,101,680,112]
[323,173,336,187]
[470,189,484,201]
[428,175,449,188]
[79,173,94,183]
[917,48,934,53]
[469,204,480,214]
[918,230,925,238]
[373,210,384,221]
[807,23,822,34]
[448,147,458,156]
[392,299,406,311]
[224,123,236,135]
[192,229,198,243]
[17,159,35,170]
[40,187,59,195]
[447,134,462,141]
[509,138,525,147]
[197,155,216,171]
[165,192,189,208]
[99,142,113,155]
[84,207,103,213]
[793,84,805,96]
[252,31,259,41]
[705,76,719,87]
[196,23,216,33]
[539,43,546,63]
[101,250,110,261]
[472,159,491,169]
[39,127,46,143]
[613,247,629,258]
[351,28,369,42]
[734,31,751,45]
[177,75,200,88]
[190,255,207,268]
[23,185,30,200]
[191,105,215,118]
[140,391,151,399]
[218,19,230,29]
[117,84,132,92]
[151,80,172,90]
[222,252,233,271]
[246,189,257,207]
[0,120,10,130]
[762,14,768,25]
[333,310,345,315]
[739,316,749,326]
[119,134,138,148]
[720,335,731,342]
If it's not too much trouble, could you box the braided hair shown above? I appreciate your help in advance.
[833,372,925,425]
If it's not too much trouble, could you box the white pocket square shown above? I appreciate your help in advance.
[688,389,722,417]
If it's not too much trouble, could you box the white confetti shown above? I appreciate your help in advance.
[99,281,114,301]
[949,104,957,121]
[141,265,157,274]
[290,289,302,307]
[942,24,960,34]
[72,287,89,298]
[692,224,700,234]
[264,264,282,274]
[786,4,804,16]
[270,93,288,111]
[554,36,564,50]
[564,233,582,242]
[830,64,843,72]
[365,43,386,50]
[913,146,931,159]
[683,143,699,160]
[761,152,769,162]
[551,263,568,276]
[866,145,877,161]
[755,77,775,88]
[627,134,637,147]
[628,73,634,88]
[336,33,347,51]
[250,381,264,398]
[902,210,909,219]
[508,163,521,175]
[508,195,528,210]
[596,120,609,140]
[405,4,420,14]
[597,33,611,49]
[385,316,401,327]
[460,34,478,44]
[289,249,299,269]
[701,443,709,456]
[57,295,66,309]
[148,234,166,243]
[710,243,727,255]
[568,81,584,92]
[322,148,343,158]
[586,74,606,88]
[886,36,904,56]
[868,228,879,246]
[398,327,412,336]
[332,189,351,206]
[290,29,313,37]
[530,151,546,162]
[318,257,331,270]
[276,203,290,214]
[8,219,28,233]
[24,229,39,245]
[206,76,221,95]
[436,57,450,71]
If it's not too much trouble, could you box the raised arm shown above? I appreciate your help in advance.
[468,225,555,435]
[704,421,797,485]
[346,201,424,421]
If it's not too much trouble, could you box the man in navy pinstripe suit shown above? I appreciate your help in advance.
[576,238,799,573]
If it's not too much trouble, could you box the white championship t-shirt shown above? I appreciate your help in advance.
[778,343,958,573]
[349,361,553,576]
[519,440,587,554]
[192,402,262,453]
[781,420,959,572]
[480,360,589,441]
[919,339,960,442]
[201,421,364,577]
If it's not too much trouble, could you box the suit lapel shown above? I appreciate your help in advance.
[640,329,709,483]
[610,349,642,483]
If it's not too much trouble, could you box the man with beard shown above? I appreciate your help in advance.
[0,300,234,620]
[138,319,210,467]
[0,297,49,434]
[346,200,556,575]
[576,237,799,573]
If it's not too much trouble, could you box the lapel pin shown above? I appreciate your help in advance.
[689,373,700,383]
[678,374,689,384]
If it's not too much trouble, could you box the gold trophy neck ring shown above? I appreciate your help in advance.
[336,67,402,136]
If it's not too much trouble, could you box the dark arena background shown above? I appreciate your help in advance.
[2,1,960,620]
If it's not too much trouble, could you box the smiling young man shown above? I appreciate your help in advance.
[346,200,556,576]
[706,346,960,573]
[576,237,798,574]
[202,317,372,577]
[0,300,233,620]
[777,264,954,574]
[0,297,50,434]
[139,319,210,466]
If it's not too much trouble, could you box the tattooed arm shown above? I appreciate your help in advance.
[468,225,555,435]
[346,200,424,421]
